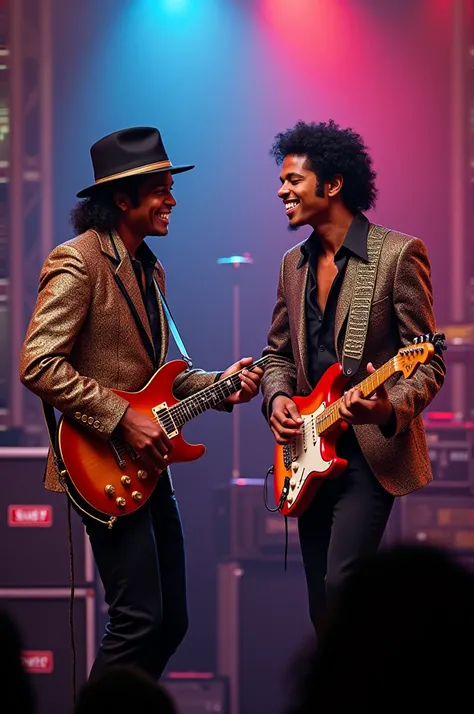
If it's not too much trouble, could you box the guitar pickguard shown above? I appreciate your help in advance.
[284,402,333,508]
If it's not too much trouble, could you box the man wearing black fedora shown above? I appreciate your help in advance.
[19,127,263,679]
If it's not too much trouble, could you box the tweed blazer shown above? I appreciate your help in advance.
[20,229,224,492]
[261,223,446,497]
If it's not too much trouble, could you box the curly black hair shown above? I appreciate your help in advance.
[270,119,377,213]
[70,175,147,234]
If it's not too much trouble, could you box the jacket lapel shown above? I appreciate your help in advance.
[98,230,156,366]
[334,254,358,358]
[295,261,311,388]
[153,264,168,367]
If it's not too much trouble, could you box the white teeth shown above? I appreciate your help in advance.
[285,201,299,210]
[158,213,170,220]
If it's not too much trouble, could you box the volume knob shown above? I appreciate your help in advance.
[292,462,299,472]
[116,497,126,508]
[132,491,143,502]
[104,484,115,496]
[137,470,148,480]
[121,475,131,486]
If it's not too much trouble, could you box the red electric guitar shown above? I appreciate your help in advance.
[57,356,270,525]
[272,333,446,518]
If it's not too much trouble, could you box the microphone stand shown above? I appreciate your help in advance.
[216,253,253,479]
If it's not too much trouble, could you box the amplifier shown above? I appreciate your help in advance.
[162,674,228,714]
[400,494,474,552]
[217,560,311,714]
[213,479,302,562]
[0,587,95,714]
[424,419,474,492]
[0,448,93,587]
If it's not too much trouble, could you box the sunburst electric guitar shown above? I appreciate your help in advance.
[57,356,270,525]
[273,333,446,518]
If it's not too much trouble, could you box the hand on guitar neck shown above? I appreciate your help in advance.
[338,362,394,427]
[117,407,173,475]
[115,356,262,475]
[270,362,393,445]
[219,356,264,404]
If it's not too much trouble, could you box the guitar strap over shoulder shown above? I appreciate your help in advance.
[153,278,193,368]
[341,224,389,378]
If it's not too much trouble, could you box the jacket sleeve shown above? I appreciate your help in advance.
[383,237,446,437]
[19,244,129,439]
[261,257,298,420]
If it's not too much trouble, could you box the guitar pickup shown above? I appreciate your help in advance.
[109,438,127,468]
[152,403,179,438]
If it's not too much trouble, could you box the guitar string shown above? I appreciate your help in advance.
[293,355,422,442]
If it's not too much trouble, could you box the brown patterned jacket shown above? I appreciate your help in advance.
[261,224,446,496]
[20,229,224,492]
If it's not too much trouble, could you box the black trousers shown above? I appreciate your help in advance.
[298,428,394,631]
[79,471,188,680]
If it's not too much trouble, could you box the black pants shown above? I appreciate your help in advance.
[79,471,188,680]
[298,428,394,632]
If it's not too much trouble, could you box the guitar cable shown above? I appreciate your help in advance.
[66,497,77,706]
[263,466,290,571]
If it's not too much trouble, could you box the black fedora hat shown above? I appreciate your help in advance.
[76,126,194,198]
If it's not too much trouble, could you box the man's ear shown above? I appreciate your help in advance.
[328,175,343,198]
[113,191,131,212]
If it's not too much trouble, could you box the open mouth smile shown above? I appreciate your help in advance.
[284,200,300,216]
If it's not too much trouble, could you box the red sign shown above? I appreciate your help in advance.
[22,651,54,674]
[8,505,53,527]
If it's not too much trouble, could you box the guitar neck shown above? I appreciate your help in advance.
[168,355,271,428]
[317,357,398,435]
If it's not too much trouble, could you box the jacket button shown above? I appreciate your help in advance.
[98,425,105,433]
[75,412,81,420]
[88,417,94,425]
[81,415,87,423]
[93,420,100,429]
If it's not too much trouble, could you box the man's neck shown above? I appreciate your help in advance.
[116,222,146,259]
[309,204,356,258]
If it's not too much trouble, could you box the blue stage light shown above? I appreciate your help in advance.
[162,0,189,12]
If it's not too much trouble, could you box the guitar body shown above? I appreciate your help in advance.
[58,360,205,520]
[273,332,445,519]
[274,363,350,518]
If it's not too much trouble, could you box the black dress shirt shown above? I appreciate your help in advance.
[131,241,162,358]
[299,212,369,389]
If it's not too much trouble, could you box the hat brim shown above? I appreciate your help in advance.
[76,163,195,199]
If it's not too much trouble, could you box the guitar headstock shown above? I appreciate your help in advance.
[394,332,446,379]
[412,332,447,355]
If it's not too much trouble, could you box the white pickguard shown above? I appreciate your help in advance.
[284,402,333,508]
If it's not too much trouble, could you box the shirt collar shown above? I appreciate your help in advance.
[297,212,370,269]
[132,240,158,268]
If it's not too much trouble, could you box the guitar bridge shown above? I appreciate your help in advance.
[152,402,179,438]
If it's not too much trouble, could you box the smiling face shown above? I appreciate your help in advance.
[114,172,177,238]
[277,154,329,230]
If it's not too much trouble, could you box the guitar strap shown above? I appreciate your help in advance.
[341,224,389,377]
[153,278,193,368]
[41,400,66,477]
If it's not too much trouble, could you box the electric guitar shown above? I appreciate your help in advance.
[273,333,446,518]
[58,356,269,525]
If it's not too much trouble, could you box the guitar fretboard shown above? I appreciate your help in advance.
[164,355,271,428]
[316,357,397,435]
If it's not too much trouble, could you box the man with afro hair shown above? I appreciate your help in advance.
[261,120,445,632]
